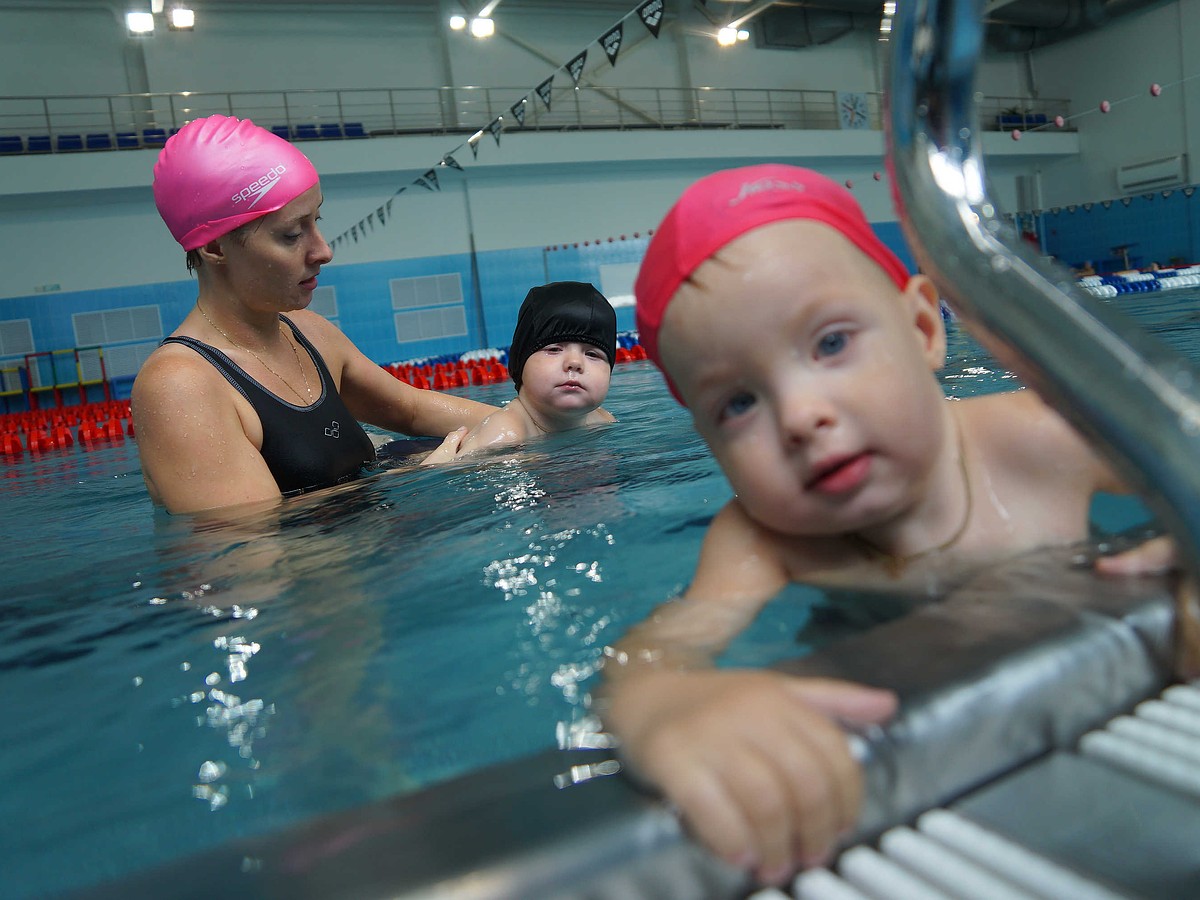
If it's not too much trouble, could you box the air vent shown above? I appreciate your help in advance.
[1116,154,1187,192]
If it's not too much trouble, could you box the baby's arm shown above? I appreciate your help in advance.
[600,501,897,884]
[611,502,793,668]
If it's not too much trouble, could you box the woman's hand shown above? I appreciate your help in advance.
[419,426,469,466]
[602,668,896,886]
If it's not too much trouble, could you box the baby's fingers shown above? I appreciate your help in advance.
[1095,535,1177,576]
[659,751,760,872]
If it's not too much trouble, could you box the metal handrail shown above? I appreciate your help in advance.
[0,84,1069,153]
[888,1,1200,579]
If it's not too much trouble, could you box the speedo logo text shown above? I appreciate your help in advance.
[231,165,288,209]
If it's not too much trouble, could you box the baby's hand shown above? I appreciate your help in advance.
[1095,534,1178,576]
[419,426,469,466]
[602,669,896,886]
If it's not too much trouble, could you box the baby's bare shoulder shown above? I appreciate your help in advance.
[459,403,531,452]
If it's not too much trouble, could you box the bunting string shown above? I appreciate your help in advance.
[330,0,664,250]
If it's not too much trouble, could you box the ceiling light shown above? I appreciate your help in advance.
[449,14,466,30]
[151,0,163,12]
[717,26,737,46]
[169,7,194,30]
[470,16,494,38]
[737,29,749,41]
[126,11,154,35]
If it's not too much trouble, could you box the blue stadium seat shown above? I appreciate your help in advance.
[270,124,291,140]
[294,123,320,141]
[0,135,23,154]
[85,133,114,151]
[27,134,50,153]
[318,123,343,140]
[343,122,367,138]
[56,134,83,151]
[116,131,140,149]
[141,127,167,146]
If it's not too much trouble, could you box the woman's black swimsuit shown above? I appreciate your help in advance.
[162,316,376,496]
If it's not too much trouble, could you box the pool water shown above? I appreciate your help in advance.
[2,287,1196,897]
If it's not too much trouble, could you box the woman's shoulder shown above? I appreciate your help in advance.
[133,338,228,406]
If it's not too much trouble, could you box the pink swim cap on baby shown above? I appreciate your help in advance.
[152,115,320,251]
[634,164,911,403]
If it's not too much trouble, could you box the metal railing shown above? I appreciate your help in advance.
[889,2,1200,582]
[0,85,1071,154]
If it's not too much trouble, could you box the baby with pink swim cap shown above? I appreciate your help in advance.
[132,116,496,513]
[598,165,1150,885]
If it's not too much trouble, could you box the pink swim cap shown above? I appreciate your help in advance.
[635,164,911,403]
[152,115,320,251]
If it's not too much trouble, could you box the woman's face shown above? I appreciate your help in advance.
[219,184,333,312]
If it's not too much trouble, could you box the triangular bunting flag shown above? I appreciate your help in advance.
[377,205,386,225]
[367,212,376,230]
[386,198,394,215]
[1120,197,1133,206]
[442,154,463,171]
[1185,187,1196,198]
[1162,189,1174,198]
[468,132,482,159]
[637,0,663,38]
[536,76,554,111]
[1082,202,1093,212]
[1102,200,1112,209]
[601,22,623,66]
[351,225,359,242]
[1142,193,1155,202]
[1050,207,1060,215]
[424,169,441,191]
[567,50,587,86]
[1066,205,1077,213]
[487,117,504,146]
[394,186,407,196]
[510,98,527,127]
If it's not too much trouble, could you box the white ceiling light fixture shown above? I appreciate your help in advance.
[469,16,494,37]
[126,10,155,35]
[169,7,195,30]
[151,0,164,12]
[717,25,737,46]
[449,14,467,30]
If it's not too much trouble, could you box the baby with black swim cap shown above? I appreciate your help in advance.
[432,281,618,459]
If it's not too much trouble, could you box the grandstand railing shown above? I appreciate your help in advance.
[0,87,1071,154]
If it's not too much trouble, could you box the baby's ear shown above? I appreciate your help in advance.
[903,274,947,370]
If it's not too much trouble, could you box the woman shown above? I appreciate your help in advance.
[133,115,493,514]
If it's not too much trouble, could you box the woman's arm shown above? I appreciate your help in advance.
[131,349,282,513]
[307,312,496,435]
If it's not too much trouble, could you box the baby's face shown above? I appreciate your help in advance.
[520,341,611,416]
[658,220,949,537]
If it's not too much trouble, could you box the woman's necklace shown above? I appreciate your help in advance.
[196,302,313,404]
[854,419,972,577]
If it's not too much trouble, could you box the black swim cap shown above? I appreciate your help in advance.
[509,282,617,391]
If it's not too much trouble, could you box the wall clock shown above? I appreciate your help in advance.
[837,91,870,130]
